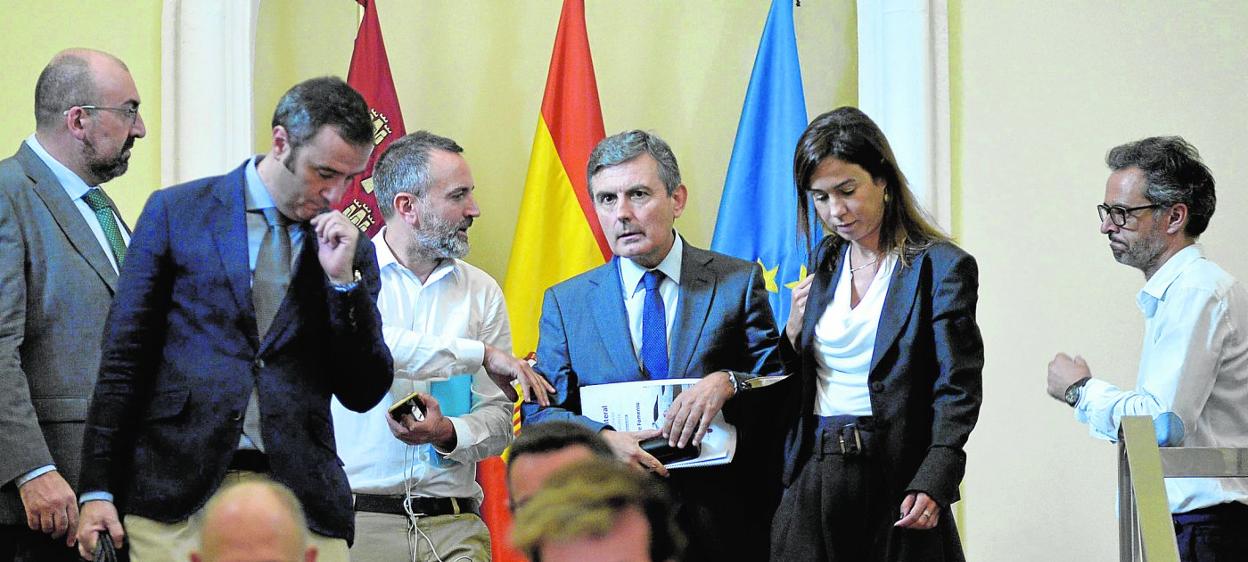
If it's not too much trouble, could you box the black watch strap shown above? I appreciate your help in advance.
[1064,376,1092,407]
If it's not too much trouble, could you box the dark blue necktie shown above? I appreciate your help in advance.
[640,270,669,379]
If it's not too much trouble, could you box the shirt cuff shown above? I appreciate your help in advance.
[15,465,56,487]
[435,416,476,458]
[80,491,115,505]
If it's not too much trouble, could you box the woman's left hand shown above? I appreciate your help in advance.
[894,492,941,530]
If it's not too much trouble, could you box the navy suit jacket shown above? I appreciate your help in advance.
[78,160,393,542]
[778,239,983,510]
[522,241,782,433]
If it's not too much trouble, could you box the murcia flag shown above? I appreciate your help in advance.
[335,0,406,237]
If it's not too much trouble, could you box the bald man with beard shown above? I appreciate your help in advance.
[0,48,146,562]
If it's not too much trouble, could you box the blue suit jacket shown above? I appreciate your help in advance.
[78,160,393,542]
[778,240,983,509]
[522,241,781,433]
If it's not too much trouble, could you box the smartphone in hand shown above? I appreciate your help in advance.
[387,391,427,422]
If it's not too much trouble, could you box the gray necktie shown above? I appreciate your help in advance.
[252,207,292,338]
[244,207,292,452]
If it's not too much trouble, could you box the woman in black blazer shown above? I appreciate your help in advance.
[769,107,983,561]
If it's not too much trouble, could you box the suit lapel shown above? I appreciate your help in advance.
[210,163,256,345]
[669,244,715,379]
[799,244,844,409]
[18,144,119,292]
[589,259,642,379]
[869,252,921,376]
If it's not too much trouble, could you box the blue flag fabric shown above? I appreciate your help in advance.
[711,0,812,327]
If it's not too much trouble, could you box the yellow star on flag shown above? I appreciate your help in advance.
[784,265,809,289]
[757,259,779,293]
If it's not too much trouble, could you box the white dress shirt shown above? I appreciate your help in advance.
[331,227,513,500]
[1077,244,1248,513]
[618,234,683,364]
[812,253,896,416]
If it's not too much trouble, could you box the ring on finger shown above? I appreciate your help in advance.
[921,511,931,518]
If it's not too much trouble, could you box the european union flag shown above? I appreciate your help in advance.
[711,0,813,327]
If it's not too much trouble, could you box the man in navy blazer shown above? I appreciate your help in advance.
[522,130,782,561]
[75,77,393,562]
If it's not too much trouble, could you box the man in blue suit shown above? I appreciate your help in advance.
[522,130,782,561]
[74,77,393,562]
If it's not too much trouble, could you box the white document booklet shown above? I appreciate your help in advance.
[580,378,736,469]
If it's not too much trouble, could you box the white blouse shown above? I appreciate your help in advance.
[812,252,897,416]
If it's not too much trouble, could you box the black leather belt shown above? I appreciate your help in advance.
[815,415,874,457]
[353,494,479,517]
[228,449,270,472]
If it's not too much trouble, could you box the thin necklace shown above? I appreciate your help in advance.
[849,254,878,274]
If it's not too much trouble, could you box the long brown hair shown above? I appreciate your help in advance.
[794,107,947,266]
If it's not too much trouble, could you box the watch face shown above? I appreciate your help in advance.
[1064,385,1080,406]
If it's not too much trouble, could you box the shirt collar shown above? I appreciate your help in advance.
[24,134,94,200]
[1137,244,1203,317]
[619,232,684,296]
[243,155,277,212]
[372,226,461,286]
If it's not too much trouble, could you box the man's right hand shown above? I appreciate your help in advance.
[600,429,668,477]
[483,345,555,406]
[18,470,78,545]
[76,501,125,561]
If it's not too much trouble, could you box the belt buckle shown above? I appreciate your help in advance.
[838,424,863,456]
[401,497,428,517]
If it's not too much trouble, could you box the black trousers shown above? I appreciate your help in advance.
[0,523,82,562]
[666,462,773,562]
[1173,502,1248,561]
[769,416,963,562]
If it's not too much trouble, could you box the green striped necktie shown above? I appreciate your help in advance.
[82,188,126,269]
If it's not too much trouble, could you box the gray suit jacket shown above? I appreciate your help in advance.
[0,142,125,525]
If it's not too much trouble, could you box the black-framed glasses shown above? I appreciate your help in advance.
[63,105,139,127]
[1097,203,1160,227]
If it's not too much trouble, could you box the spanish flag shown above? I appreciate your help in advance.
[478,1,608,559]
[503,0,610,358]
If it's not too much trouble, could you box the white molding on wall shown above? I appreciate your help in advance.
[161,0,259,186]
[857,0,952,232]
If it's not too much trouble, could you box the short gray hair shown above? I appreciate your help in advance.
[586,130,682,196]
[1106,136,1216,238]
[372,131,464,218]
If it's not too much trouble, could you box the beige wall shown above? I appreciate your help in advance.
[0,0,162,222]
[253,0,857,281]
[950,2,1248,560]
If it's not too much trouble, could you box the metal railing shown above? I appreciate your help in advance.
[1117,415,1248,562]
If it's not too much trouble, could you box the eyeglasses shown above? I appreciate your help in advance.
[1097,203,1161,227]
[63,105,139,127]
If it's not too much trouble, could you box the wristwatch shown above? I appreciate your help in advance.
[1064,376,1092,407]
[725,371,752,395]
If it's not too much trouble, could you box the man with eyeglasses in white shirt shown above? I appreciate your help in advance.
[0,48,145,562]
[1048,136,1248,561]
[332,130,552,562]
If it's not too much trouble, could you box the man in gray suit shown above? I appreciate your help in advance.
[521,130,782,561]
[0,48,146,561]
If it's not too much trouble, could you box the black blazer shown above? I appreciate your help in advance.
[78,160,393,542]
[779,239,983,509]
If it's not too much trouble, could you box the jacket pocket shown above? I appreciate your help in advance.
[31,398,89,422]
[143,387,190,421]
